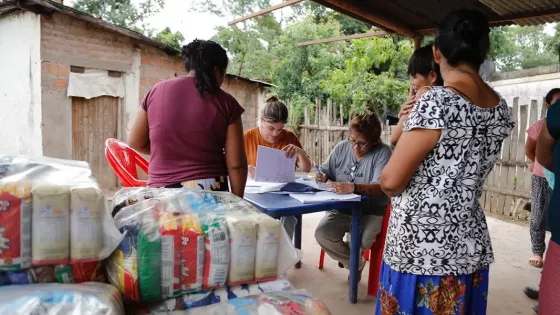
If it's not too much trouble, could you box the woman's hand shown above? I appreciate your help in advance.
[248,165,256,179]
[315,173,328,183]
[327,182,355,195]
[283,144,302,159]
[398,96,416,118]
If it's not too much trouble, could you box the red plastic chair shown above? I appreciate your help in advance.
[316,203,391,297]
[105,138,149,187]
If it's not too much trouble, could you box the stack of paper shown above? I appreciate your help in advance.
[289,191,361,204]
[255,146,296,183]
[245,179,286,193]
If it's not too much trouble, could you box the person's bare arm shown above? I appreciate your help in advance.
[355,184,384,196]
[296,149,312,172]
[128,109,151,155]
[536,120,555,171]
[525,137,537,163]
[391,87,431,147]
[381,128,441,197]
[225,119,248,198]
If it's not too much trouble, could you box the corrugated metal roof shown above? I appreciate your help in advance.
[315,0,560,37]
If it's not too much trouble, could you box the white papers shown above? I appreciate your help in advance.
[254,146,296,183]
[245,179,286,194]
[289,191,361,204]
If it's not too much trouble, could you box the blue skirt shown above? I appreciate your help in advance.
[375,262,489,315]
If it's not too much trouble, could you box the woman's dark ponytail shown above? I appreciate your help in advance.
[181,39,229,97]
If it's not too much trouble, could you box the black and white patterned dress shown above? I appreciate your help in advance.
[384,86,514,276]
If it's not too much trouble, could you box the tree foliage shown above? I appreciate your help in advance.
[155,27,185,51]
[73,0,164,32]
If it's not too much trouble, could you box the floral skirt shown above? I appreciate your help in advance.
[375,262,489,315]
[162,176,229,191]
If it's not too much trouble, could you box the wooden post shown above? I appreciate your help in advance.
[414,36,424,50]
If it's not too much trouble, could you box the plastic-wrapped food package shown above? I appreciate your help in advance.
[0,155,124,273]
[107,189,302,303]
[254,213,281,282]
[185,291,332,315]
[130,279,292,315]
[226,210,257,286]
[0,282,125,315]
[0,183,32,270]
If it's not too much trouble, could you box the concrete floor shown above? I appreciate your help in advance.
[285,212,546,315]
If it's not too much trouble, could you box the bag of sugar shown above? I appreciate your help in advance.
[0,183,32,270]
[70,186,104,263]
[226,211,257,286]
[32,184,70,265]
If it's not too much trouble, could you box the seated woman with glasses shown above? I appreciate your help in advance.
[314,113,391,281]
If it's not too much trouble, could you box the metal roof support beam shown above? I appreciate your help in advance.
[228,0,304,26]
[296,30,391,46]
[313,0,419,39]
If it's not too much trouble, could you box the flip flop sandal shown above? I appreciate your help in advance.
[529,256,544,268]
[523,287,539,300]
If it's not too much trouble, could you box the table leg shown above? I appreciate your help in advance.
[349,207,361,304]
[294,214,302,269]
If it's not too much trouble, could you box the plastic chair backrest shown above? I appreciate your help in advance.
[367,202,391,297]
[105,138,149,187]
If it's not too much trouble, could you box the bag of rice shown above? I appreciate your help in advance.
[0,184,32,270]
[32,184,70,265]
[254,214,280,282]
[137,210,162,301]
[202,214,230,290]
[70,186,104,263]
[180,214,204,293]
[226,211,257,286]
[159,210,182,299]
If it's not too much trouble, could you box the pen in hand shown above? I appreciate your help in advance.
[313,161,323,175]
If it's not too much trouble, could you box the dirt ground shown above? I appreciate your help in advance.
[286,212,546,315]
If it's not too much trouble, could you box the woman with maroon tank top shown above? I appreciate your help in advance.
[128,40,248,197]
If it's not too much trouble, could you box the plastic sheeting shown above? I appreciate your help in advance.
[67,70,125,100]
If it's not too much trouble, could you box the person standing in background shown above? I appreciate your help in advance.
[526,88,560,268]
[535,98,560,315]
[244,95,312,239]
[128,39,247,197]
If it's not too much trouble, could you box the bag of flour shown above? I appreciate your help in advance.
[32,184,70,265]
[226,211,257,286]
[254,213,280,282]
[70,186,104,263]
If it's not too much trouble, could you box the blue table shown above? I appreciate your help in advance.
[244,193,363,304]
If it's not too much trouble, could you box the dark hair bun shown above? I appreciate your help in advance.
[265,94,279,103]
[436,10,490,68]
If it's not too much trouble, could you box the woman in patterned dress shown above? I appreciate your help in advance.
[377,10,514,315]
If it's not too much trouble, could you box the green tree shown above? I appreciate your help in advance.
[322,37,412,114]
[547,23,560,63]
[155,27,185,51]
[73,0,164,32]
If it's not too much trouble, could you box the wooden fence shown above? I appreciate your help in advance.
[294,97,546,220]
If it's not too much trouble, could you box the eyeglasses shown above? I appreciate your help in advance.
[348,138,369,149]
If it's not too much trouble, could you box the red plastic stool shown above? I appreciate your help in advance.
[316,203,391,297]
[105,138,149,187]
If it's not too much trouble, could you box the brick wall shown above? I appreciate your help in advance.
[39,12,263,160]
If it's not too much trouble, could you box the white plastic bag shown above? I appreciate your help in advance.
[0,282,125,315]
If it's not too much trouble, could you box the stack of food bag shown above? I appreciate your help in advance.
[185,290,332,315]
[0,155,124,286]
[106,188,303,306]
[0,282,125,315]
